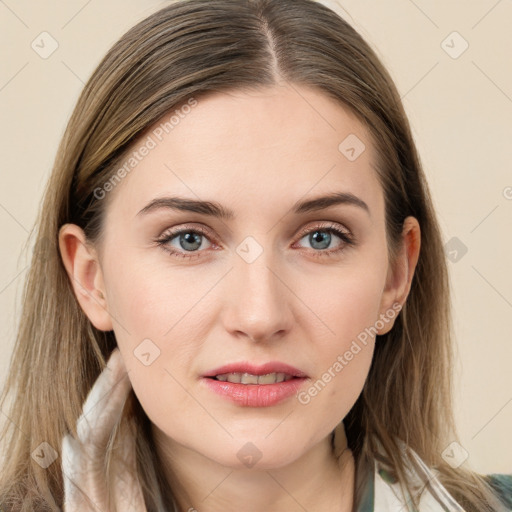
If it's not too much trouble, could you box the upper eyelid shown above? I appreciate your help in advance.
[295,222,351,237]
[157,221,352,246]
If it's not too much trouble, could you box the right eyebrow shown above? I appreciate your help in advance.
[136,196,235,220]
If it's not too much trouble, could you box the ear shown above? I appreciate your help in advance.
[58,223,113,331]
[376,216,421,335]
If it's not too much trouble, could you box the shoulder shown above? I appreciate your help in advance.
[484,473,512,508]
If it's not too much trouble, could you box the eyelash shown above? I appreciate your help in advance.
[154,222,356,261]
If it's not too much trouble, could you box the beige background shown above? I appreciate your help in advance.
[1,0,511,474]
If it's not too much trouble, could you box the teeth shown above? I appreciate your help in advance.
[241,373,259,384]
[258,373,281,384]
[214,372,294,384]
[226,373,241,383]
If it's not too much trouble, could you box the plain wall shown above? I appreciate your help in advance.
[1,0,511,474]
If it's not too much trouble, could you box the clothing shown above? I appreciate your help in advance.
[354,441,512,511]
[1,444,510,511]
[1,471,511,511]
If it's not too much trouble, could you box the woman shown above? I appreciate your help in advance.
[0,0,510,510]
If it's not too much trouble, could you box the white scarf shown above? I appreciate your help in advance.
[371,439,465,511]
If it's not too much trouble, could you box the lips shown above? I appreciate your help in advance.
[203,361,308,379]
[201,361,309,407]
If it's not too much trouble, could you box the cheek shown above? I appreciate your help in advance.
[104,254,211,346]
[102,257,220,421]
[296,259,386,349]
[292,262,385,416]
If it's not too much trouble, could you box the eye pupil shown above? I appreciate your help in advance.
[180,232,202,251]
[310,230,331,250]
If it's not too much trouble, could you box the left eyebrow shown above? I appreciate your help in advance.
[136,191,370,219]
[292,192,370,217]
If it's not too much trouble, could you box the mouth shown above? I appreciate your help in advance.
[201,362,309,407]
[208,372,296,384]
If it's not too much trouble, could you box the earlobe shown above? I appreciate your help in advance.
[58,223,113,331]
[377,216,421,335]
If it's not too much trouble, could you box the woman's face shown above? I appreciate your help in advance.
[90,84,405,469]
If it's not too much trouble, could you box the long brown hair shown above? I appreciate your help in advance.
[0,0,506,510]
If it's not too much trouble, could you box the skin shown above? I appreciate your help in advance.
[59,82,421,511]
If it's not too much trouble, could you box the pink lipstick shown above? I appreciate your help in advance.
[202,361,308,407]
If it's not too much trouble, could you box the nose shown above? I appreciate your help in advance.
[221,248,294,344]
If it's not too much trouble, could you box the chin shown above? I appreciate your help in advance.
[203,437,309,471]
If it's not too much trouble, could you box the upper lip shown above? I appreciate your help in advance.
[203,361,308,378]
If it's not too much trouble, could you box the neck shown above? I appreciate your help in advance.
[152,425,355,512]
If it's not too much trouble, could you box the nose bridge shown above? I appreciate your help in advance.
[236,236,283,308]
[223,235,291,341]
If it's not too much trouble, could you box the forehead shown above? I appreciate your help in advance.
[104,83,383,224]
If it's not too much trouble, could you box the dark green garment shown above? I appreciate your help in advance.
[486,473,512,509]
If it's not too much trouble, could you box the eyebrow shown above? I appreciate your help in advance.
[136,191,370,220]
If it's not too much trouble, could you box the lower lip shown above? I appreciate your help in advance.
[202,377,308,407]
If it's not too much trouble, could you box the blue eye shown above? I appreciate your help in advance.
[155,226,214,260]
[293,223,355,259]
[298,227,351,251]
[155,222,355,260]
